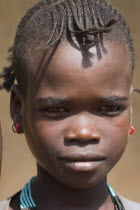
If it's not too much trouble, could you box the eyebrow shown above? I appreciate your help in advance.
[102,95,129,103]
[36,95,129,106]
[36,97,71,106]
[101,95,129,103]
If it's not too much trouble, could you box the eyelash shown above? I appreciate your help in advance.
[39,107,68,117]
[97,105,126,116]
[39,105,126,118]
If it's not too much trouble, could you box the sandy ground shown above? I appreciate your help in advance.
[0,0,140,202]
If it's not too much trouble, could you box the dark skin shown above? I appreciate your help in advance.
[10,41,132,210]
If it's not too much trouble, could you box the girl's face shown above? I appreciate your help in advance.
[20,41,132,188]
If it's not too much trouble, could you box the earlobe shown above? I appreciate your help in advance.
[130,106,133,131]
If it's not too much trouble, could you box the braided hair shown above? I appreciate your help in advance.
[0,0,135,95]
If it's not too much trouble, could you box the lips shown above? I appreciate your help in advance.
[59,153,106,162]
[58,153,106,172]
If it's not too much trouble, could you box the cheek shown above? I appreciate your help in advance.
[103,110,131,162]
[23,109,67,159]
[33,120,64,147]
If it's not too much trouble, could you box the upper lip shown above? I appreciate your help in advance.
[58,153,106,162]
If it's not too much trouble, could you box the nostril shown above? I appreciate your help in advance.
[65,129,77,142]
[64,128,101,143]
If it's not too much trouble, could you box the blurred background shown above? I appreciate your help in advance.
[0,0,140,202]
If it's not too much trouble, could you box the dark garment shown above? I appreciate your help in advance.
[0,193,140,210]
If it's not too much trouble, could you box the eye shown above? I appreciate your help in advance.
[39,107,68,117]
[45,107,66,113]
[98,105,126,116]
[100,106,120,111]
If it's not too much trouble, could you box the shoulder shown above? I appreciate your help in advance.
[0,198,12,210]
[119,195,140,210]
[0,191,21,210]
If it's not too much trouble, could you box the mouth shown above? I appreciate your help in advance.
[58,153,106,172]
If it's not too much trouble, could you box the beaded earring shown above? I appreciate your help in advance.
[12,122,23,134]
[129,125,135,135]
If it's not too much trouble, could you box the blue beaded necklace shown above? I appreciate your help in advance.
[20,177,125,210]
[20,177,36,209]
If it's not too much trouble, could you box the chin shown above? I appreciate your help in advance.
[55,171,107,190]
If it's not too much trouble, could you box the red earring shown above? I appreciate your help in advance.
[12,123,22,134]
[129,125,135,135]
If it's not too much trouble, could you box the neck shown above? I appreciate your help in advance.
[31,163,114,210]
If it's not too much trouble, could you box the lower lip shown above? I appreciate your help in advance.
[59,160,104,172]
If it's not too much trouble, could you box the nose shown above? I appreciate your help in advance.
[65,116,101,144]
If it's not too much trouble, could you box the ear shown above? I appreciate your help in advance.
[130,105,133,121]
[10,84,24,133]
[130,85,133,95]
[130,85,133,124]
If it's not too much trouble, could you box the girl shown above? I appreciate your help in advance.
[0,0,140,209]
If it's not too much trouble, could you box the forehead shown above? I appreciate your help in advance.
[28,41,131,98]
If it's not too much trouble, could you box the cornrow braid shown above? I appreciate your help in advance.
[0,0,135,94]
[0,66,15,91]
